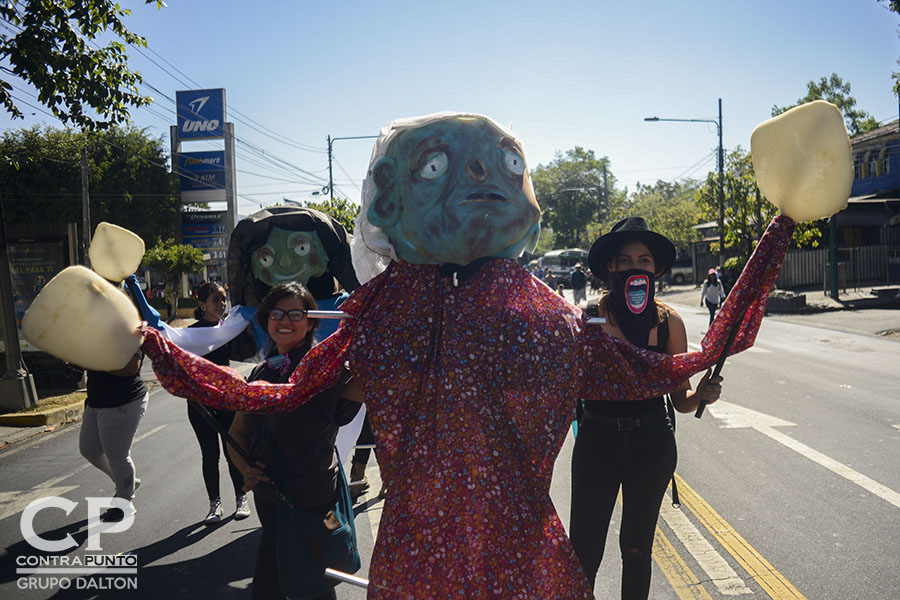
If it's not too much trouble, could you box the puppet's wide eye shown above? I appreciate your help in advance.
[418,151,448,180]
[502,148,525,175]
[293,241,310,256]
[257,253,273,268]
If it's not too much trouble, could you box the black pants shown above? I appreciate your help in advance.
[352,414,375,465]
[705,298,719,325]
[186,402,244,501]
[254,496,337,600]
[570,412,677,599]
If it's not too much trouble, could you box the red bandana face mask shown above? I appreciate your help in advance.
[608,269,656,348]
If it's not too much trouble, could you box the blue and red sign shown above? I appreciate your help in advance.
[177,151,226,193]
[176,89,226,140]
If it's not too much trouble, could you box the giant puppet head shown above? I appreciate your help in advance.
[228,206,360,306]
[351,113,541,281]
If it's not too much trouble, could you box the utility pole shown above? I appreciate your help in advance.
[81,147,91,267]
[644,98,725,267]
[327,134,379,200]
[716,98,725,269]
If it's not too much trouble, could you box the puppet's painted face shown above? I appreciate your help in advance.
[250,227,329,286]
[368,117,541,265]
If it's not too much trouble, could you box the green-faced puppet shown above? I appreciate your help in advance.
[353,113,541,275]
[229,206,359,306]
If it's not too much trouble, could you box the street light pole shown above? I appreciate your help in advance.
[644,98,725,267]
[326,134,378,200]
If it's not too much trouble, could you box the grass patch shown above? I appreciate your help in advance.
[15,391,86,414]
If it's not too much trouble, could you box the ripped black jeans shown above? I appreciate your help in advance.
[569,409,677,599]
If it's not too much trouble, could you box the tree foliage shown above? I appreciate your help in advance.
[879,0,900,97]
[531,147,617,248]
[592,180,703,252]
[0,0,163,129]
[0,124,180,248]
[303,195,361,234]
[142,241,205,321]
[695,146,822,267]
[772,73,879,135]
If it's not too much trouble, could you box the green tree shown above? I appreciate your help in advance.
[592,179,703,252]
[879,0,900,97]
[0,0,163,129]
[142,241,205,321]
[695,146,822,270]
[303,195,360,233]
[0,124,180,248]
[772,73,879,135]
[531,147,616,248]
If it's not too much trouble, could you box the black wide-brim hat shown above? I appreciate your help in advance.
[588,216,676,281]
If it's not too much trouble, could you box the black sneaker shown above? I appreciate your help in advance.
[100,502,136,522]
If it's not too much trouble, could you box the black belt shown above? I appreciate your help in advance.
[582,409,669,431]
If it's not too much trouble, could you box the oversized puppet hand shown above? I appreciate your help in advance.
[22,223,146,372]
[751,100,853,222]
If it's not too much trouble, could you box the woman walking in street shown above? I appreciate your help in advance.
[570,217,723,599]
[700,268,727,326]
[186,281,249,523]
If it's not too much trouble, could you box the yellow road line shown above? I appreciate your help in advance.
[653,525,715,600]
[674,473,807,600]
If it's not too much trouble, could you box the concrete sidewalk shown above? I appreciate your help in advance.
[0,359,256,451]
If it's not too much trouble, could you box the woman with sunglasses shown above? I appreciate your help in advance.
[227,282,361,600]
[187,281,248,524]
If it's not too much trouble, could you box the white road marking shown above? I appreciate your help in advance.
[892,424,900,431]
[134,425,166,443]
[709,401,900,510]
[0,486,79,522]
[659,495,752,595]
[687,342,770,354]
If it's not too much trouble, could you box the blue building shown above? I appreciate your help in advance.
[842,116,900,247]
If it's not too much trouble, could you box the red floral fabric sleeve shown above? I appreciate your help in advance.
[141,319,353,412]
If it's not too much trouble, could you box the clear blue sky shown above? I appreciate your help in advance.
[3,0,899,218]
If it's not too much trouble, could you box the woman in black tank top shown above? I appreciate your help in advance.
[570,217,724,599]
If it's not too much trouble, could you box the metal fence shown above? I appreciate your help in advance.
[775,245,892,289]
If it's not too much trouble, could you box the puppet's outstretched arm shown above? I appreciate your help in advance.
[579,214,795,402]
[142,324,352,412]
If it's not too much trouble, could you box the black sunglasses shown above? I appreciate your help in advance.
[268,308,307,322]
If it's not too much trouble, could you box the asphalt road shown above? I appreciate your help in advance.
[0,301,897,599]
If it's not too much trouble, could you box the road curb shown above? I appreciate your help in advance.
[0,399,84,428]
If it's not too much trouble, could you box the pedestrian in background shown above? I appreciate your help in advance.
[571,262,587,305]
[700,268,726,326]
[79,350,148,522]
[186,281,249,524]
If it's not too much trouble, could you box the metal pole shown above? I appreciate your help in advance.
[326,135,378,201]
[829,217,838,298]
[327,135,334,200]
[717,98,725,270]
[0,192,38,410]
[81,147,91,267]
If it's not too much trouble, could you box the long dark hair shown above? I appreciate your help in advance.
[194,282,225,320]
[255,282,320,357]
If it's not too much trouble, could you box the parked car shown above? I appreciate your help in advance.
[669,258,693,285]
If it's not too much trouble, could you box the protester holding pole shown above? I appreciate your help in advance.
[569,217,723,598]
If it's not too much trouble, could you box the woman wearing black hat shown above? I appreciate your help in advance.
[570,217,723,599]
